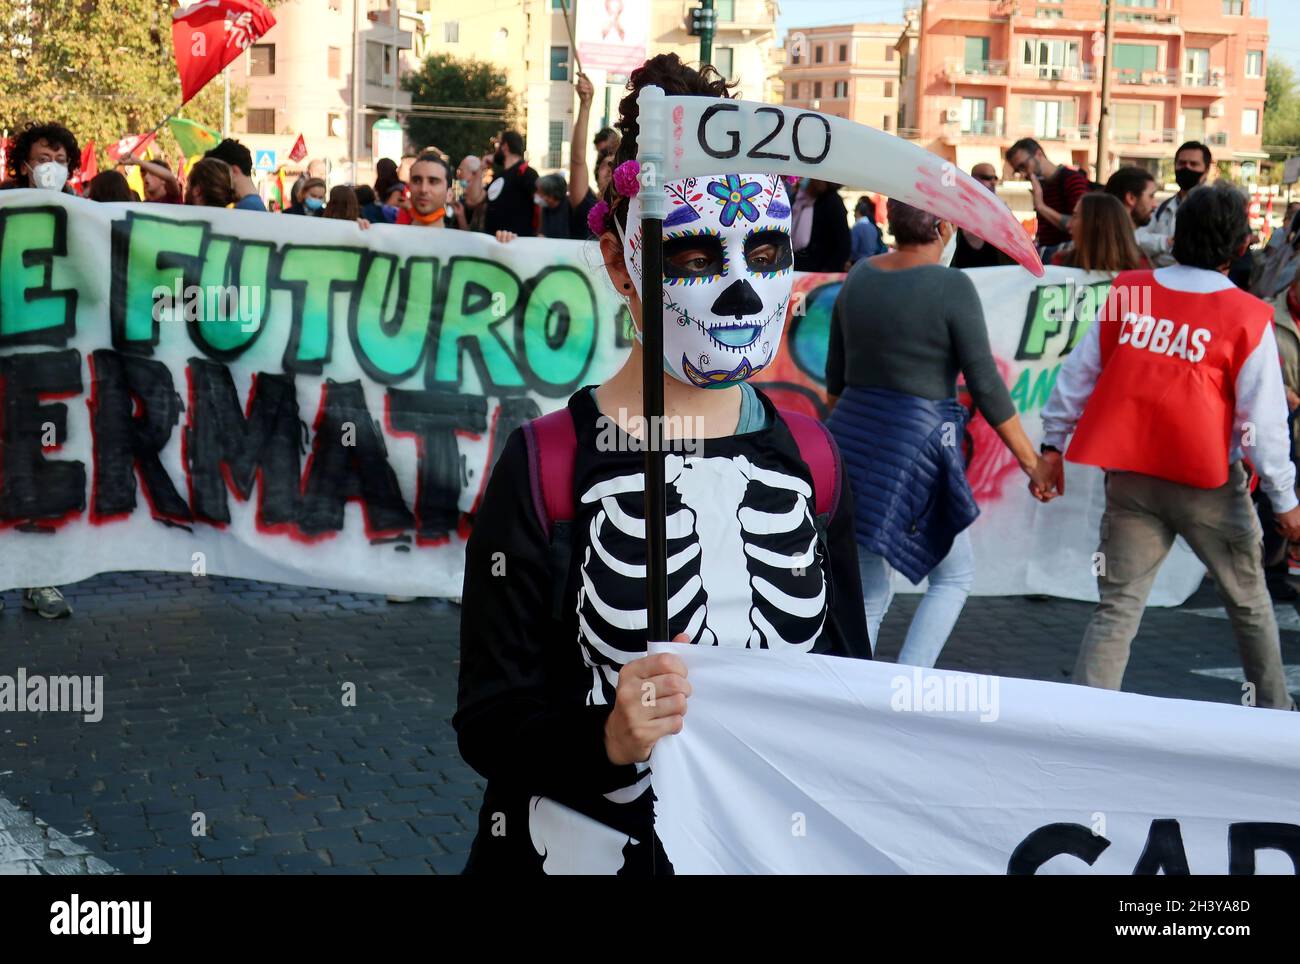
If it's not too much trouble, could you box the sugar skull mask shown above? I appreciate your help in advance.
[621,172,794,389]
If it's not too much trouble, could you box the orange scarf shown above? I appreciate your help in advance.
[405,205,446,226]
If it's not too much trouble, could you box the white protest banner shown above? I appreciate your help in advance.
[0,193,1202,602]
[575,0,649,77]
[649,642,1300,875]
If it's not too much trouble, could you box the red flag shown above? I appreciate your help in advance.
[171,0,277,105]
[70,138,99,193]
[288,133,307,163]
[106,131,157,164]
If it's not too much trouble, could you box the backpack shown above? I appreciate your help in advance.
[520,406,842,620]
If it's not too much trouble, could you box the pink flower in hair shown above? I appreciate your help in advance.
[613,159,641,197]
[783,174,801,190]
[587,199,610,235]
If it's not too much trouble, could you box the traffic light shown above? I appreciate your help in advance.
[688,6,715,37]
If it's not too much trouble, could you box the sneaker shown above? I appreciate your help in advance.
[23,587,71,619]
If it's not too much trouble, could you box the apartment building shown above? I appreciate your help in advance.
[229,0,425,184]
[230,0,782,187]
[899,0,1269,178]
[780,23,903,132]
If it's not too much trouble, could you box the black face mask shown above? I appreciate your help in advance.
[1174,167,1204,192]
[493,150,505,167]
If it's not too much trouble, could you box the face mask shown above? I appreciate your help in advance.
[534,194,544,206]
[305,196,325,212]
[458,179,468,190]
[28,161,68,192]
[493,150,505,167]
[622,173,794,389]
[1174,168,1203,192]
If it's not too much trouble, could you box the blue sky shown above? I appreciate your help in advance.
[774,0,1300,66]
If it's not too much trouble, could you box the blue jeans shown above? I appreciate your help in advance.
[858,529,974,667]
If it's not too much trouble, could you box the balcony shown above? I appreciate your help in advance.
[1112,68,1181,87]
[953,119,1006,138]
[1111,127,1181,146]
[1013,63,1096,83]
[941,59,1009,82]
[1012,125,1094,143]
[1183,72,1231,90]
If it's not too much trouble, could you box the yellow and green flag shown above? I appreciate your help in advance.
[168,118,221,158]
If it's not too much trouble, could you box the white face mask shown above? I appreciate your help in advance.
[28,161,68,192]
[621,173,794,388]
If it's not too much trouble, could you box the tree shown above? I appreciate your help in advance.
[0,0,270,174]
[401,53,519,170]
[1265,58,1300,150]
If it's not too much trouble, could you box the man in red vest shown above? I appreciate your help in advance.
[1039,182,1300,710]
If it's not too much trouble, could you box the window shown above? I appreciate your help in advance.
[444,20,459,42]
[1019,98,1077,139]
[1036,5,1064,16]
[1223,0,1243,13]
[884,80,893,97]
[815,45,824,64]
[551,0,566,7]
[789,81,798,99]
[715,0,734,21]
[1246,50,1263,78]
[250,44,275,76]
[714,47,733,80]
[1113,102,1158,141]
[1242,108,1259,134]
[791,44,800,65]
[327,113,346,139]
[964,36,989,73]
[1184,47,1210,85]
[366,41,392,86]
[833,80,848,98]
[813,81,822,98]
[1181,107,1206,140]
[550,46,569,81]
[883,115,892,132]
[1113,43,1158,83]
[1021,38,1080,79]
[546,120,565,168]
[246,108,275,134]
[886,46,895,62]
[838,44,847,62]
[328,46,341,80]
[961,97,987,133]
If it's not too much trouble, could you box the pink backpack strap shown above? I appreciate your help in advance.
[779,410,840,519]
[522,407,578,540]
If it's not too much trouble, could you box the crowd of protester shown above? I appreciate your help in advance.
[3,106,1299,716]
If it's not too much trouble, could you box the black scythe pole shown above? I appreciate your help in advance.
[638,87,670,645]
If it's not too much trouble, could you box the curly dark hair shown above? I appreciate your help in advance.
[1171,181,1249,270]
[603,53,736,235]
[6,121,80,184]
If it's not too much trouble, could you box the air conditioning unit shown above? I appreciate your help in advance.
[1208,102,1225,117]
[944,108,962,123]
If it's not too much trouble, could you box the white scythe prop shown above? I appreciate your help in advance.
[632,86,1043,644]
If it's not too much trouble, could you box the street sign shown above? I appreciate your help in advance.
[1284,156,1300,186]
[372,118,403,164]
[254,149,276,172]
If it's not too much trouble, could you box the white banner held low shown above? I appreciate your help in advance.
[650,642,1300,875]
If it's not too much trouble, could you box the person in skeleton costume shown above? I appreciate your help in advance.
[454,54,871,875]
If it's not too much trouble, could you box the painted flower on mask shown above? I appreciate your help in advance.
[707,174,764,227]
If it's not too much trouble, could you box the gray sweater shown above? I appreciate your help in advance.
[824,260,1016,426]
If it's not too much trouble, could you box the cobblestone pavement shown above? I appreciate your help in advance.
[0,570,1294,874]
